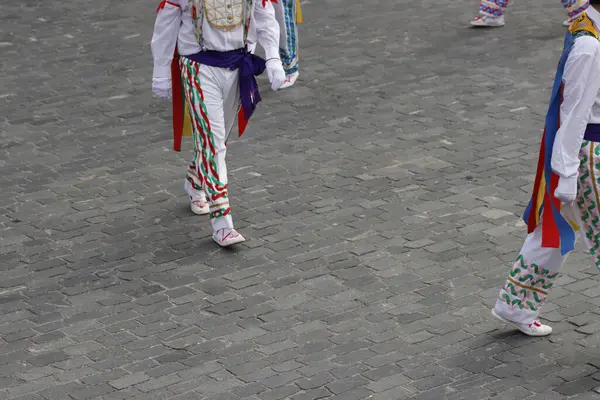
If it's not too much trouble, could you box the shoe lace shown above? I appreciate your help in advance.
[217,228,238,241]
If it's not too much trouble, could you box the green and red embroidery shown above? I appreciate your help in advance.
[499,255,558,311]
[180,58,231,220]
[577,141,600,268]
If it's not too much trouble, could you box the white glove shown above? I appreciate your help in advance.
[152,77,172,99]
[554,175,578,204]
[266,59,286,91]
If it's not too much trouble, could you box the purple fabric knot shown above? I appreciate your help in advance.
[186,49,266,122]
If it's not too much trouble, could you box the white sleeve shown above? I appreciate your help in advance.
[151,0,183,80]
[552,38,600,180]
[253,0,281,61]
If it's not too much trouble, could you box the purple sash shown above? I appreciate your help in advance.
[186,49,266,123]
[584,124,600,142]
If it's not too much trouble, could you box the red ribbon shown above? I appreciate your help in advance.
[157,0,180,12]
[171,47,184,152]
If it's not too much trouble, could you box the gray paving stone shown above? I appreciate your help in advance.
[296,374,334,390]
[232,382,266,397]
[108,372,149,390]
[326,375,370,395]
[27,352,69,368]
[260,371,301,389]
[69,383,116,400]
[366,373,411,393]
[524,391,566,400]
[258,384,300,400]
[554,377,599,396]
[362,364,405,381]
[135,373,181,393]
[571,393,600,400]
[557,364,598,381]
[290,388,332,400]
[489,386,534,400]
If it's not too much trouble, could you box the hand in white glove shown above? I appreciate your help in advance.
[152,77,172,99]
[266,59,286,91]
[554,175,578,204]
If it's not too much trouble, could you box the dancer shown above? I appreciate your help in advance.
[471,0,589,27]
[491,4,600,336]
[151,0,286,246]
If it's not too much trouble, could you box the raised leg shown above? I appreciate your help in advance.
[493,225,565,328]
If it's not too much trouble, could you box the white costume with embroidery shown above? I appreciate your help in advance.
[151,0,284,246]
[492,9,600,336]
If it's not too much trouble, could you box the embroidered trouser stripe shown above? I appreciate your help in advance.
[479,0,509,17]
[179,57,231,222]
[579,141,600,267]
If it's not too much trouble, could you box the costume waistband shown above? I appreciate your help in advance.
[185,48,248,65]
[584,124,600,142]
[184,49,266,132]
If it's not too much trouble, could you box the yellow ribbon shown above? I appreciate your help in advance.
[183,103,193,137]
[569,12,599,38]
[295,0,303,24]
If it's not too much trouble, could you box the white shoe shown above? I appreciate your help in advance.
[190,196,209,215]
[185,180,209,215]
[563,18,572,27]
[213,228,246,247]
[279,71,299,89]
[491,309,552,337]
[470,15,505,27]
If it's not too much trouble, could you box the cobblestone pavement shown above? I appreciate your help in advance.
[5,0,600,399]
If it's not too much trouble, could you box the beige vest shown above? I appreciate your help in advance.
[188,0,254,46]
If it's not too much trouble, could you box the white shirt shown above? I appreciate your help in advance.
[151,0,280,80]
[552,7,600,180]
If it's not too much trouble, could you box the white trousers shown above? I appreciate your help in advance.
[180,56,240,232]
[494,140,600,325]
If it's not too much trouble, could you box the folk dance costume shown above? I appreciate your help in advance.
[491,7,600,336]
[151,0,286,247]
[471,0,589,27]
